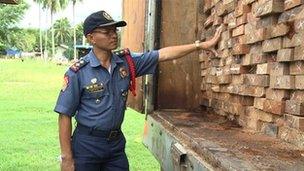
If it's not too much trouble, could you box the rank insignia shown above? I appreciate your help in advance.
[61,75,69,92]
[85,82,104,92]
[91,78,97,84]
[119,67,129,78]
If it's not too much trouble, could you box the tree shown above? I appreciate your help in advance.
[72,0,83,60]
[0,0,28,51]
[33,0,44,59]
[53,17,71,45]
[7,28,39,52]
[40,0,69,58]
[75,23,83,45]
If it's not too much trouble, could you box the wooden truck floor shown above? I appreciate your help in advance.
[143,110,304,171]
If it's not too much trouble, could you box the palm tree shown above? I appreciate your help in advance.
[53,17,71,45]
[41,0,69,58]
[33,0,44,59]
[72,0,82,60]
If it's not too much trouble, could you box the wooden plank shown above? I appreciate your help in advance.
[157,0,200,110]
[122,0,147,112]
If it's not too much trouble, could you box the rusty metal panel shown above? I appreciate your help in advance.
[157,0,201,110]
[121,0,147,112]
[142,115,212,171]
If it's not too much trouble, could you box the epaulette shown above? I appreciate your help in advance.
[69,58,88,72]
[113,48,130,57]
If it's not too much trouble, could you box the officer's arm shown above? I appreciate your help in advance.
[158,25,223,62]
[58,114,73,161]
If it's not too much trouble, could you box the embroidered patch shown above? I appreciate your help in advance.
[61,75,69,92]
[103,11,113,21]
[119,67,129,78]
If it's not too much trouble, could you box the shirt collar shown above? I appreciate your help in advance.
[88,50,124,68]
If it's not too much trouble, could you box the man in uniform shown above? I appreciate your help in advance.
[55,10,222,171]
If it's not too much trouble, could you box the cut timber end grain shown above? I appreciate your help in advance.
[290,90,304,101]
[253,0,284,17]
[254,97,266,110]
[294,45,304,61]
[235,1,251,17]
[269,62,289,76]
[245,28,266,44]
[230,64,248,74]
[265,23,289,39]
[263,99,285,115]
[295,75,304,89]
[232,44,250,55]
[285,114,304,131]
[277,48,294,62]
[232,25,245,37]
[257,15,278,28]
[278,5,303,23]
[257,63,270,74]
[236,15,247,26]
[283,32,304,48]
[290,61,304,75]
[266,88,290,101]
[285,100,304,116]
[270,75,295,89]
[284,0,304,11]
[262,37,282,52]
[244,74,270,87]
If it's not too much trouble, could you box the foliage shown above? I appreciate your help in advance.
[53,17,71,45]
[6,28,39,52]
[0,0,28,29]
[37,0,69,13]
[63,46,74,60]
[75,22,84,45]
[0,0,29,51]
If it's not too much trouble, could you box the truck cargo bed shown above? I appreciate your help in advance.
[143,110,304,171]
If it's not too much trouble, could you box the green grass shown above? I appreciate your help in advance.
[0,58,159,171]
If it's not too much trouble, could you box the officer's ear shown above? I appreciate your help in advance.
[86,34,96,45]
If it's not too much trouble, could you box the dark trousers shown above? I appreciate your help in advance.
[72,127,129,171]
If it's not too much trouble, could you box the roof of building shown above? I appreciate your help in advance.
[0,0,18,4]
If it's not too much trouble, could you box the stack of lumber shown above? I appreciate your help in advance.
[199,0,304,147]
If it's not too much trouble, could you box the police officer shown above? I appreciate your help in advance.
[55,10,222,171]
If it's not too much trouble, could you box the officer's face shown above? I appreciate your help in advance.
[87,26,119,51]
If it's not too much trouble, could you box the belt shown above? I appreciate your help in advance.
[76,124,122,140]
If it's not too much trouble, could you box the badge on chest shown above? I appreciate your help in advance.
[85,78,104,92]
[119,66,129,79]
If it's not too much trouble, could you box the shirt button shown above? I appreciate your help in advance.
[95,99,101,103]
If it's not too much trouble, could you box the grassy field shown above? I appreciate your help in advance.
[0,58,159,171]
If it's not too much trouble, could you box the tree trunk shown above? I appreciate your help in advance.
[39,3,43,59]
[73,2,77,60]
[51,11,55,59]
[44,9,48,61]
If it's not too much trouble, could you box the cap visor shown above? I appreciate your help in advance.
[98,21,127,28]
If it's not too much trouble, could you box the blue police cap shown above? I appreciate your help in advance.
[83,10,127,36]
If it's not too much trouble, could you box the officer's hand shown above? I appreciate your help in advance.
[61,157,75,171]
[200,24,224,55]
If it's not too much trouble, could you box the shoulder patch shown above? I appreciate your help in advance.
[113,48,130,57]
[69,58,88,72]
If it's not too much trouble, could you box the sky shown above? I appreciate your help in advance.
[19,0,122,29]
